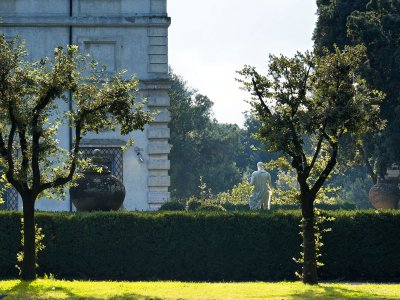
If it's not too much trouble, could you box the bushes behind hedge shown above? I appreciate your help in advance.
[185,201,356,211]
[0,210,399,281]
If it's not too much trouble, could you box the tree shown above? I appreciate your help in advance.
[314,0,400,180]
[169,72,242,199]
[238,45,384,284]
[347,0,400,176]
[0,36,152,280]
[314,0,368,51]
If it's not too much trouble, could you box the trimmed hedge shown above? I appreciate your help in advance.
[0,210,399,282]
[0,211,21,278]
[159,201,185,211]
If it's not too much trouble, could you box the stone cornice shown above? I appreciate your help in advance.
[0,15,171,27]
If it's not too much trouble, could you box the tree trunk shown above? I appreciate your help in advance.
[21,196,36,281]
[358,145,377,184]
[301,194,318,285]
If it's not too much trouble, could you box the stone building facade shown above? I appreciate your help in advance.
[0,0,171,211]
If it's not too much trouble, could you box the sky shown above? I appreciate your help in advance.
[168,0,318,126]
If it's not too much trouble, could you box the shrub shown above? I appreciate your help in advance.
[159,201,185,211]
[186,198,202,211]
[340,175,373,209]
[214,179,253,204]
[216,203,355,211]
[222,203,249,211]
[0,210,399,281]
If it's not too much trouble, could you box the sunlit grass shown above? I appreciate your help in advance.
[1,280,399,299]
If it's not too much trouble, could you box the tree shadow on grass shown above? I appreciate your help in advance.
[289,284,388,299]
[4,280,163,300]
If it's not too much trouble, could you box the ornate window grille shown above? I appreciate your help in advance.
[80,147,123,181]
[0,187,19,211]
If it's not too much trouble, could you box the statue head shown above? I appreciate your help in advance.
[257,162,264,171]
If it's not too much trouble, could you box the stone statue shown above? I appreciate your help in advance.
[249,162,272,210]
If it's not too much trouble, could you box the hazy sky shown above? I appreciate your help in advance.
[168,0,318,126]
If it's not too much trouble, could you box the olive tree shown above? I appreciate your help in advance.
[238,45,384,284]
[0,36,152,280]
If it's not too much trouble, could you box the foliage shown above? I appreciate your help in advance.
[336,170,373,209]
[293,208,335,280]
[238,46,383,195]
[238,45,384,284]
[347,0,400,173]
[267,160,341,206]
[313,0,368,51]
[185,176,353,212]
[169,71,242,199]
[184,177,252,211]
[213,178,254,205]
[0,36,151,280]
[159,201,186,211]
[16,220,45,276]
[0,37,150,200]
[1,210,400,282]
[185,197,202,211]
[314,0,400,179]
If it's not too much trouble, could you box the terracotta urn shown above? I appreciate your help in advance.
[369,180,400,209]
[70,149,125,211]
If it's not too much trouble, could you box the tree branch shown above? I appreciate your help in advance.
[80,102,110,116]
[251,78,272,116]
[305,122,327,178]
[5,122,20,190]
[37,99,111,193]
[31,121,41,191]
[310,141,338,198]
[0,133,7,158]
[6,99,29,194]
[18,128,30,190]
[299,65,312,101]
[39,120,82,192]
[31,93,56,191]
[33,87,57,114]
[357,144,377,184]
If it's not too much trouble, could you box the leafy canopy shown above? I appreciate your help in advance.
[238,45,384,198]
[314,0,400,178]
[0,36,152,201]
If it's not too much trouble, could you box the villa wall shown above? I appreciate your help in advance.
[0,0,171,211]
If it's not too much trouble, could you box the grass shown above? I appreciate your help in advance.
[1,280,400,299]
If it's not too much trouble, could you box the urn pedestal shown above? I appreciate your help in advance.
[70,150,126,211]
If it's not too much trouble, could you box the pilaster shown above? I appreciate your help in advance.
[142,79,171,209]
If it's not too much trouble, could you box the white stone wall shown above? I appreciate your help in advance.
[0,0,171,211]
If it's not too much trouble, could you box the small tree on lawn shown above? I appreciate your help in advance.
[0,36,152,280]
[238,45,384,284]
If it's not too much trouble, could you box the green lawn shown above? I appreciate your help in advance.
[1,280,399,299]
